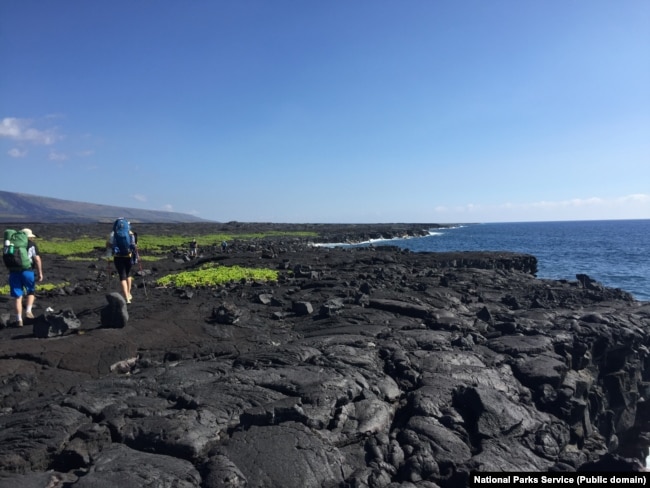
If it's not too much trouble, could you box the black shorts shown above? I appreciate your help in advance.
[113,256,133,281]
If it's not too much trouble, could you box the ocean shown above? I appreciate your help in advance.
[325,219,650,302]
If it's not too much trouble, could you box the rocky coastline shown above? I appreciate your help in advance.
[1,223,650,487]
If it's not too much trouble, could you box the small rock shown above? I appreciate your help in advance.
[292,301,313,316]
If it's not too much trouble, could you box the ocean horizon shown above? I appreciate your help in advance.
[316,219,650,302]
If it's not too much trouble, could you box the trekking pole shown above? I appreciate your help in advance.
[136,247,148,298]
[104,248,113,289]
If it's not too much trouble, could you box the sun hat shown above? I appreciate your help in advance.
[21,228,39,238]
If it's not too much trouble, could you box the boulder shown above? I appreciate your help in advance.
[33,308,81,338]
[100,293,128,329]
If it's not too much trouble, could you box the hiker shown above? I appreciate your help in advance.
[221,240,228,253]
[106,218,137,304]
[4,228,43,327]
[189,239,198,258]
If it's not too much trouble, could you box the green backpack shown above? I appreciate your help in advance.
[3,229,32,271]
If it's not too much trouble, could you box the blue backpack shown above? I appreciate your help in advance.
[112,218,133,256]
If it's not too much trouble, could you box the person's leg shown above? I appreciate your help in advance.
[120,279,131,303]
[115,257,132,303]
[14,298,23,325]
[9,272,24,325]
[115,258,131,302]
[23,270,36,318]
[125,260,133,301]
[25,294,35,318]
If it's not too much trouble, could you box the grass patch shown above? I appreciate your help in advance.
[136,255,162,262]
[0,281,70,295]
[39,237,104,256]
[67,256,105,262]
[36,231,318,256]
[70,255,162,262]
[137,231,317,253]
[156,263,279,288]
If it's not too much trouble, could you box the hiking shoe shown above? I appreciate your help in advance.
[16,320,23,327]
[126,298,132,304]
[127,294,133,301]
[25,311,34,319]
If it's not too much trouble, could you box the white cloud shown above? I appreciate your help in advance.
[431,194,650,222]
[8,148,27,158]
[48,150,68,161]
[0,117,60,145]
[162,204,173,212]
[619,194,650,203]
[133,194,147,202]
[525,195,645,211]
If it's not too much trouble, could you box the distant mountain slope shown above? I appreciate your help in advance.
[0,191,212,223]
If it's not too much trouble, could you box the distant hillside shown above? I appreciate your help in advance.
[0,191,212,224]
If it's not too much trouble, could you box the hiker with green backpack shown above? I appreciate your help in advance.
[3,228,44,327]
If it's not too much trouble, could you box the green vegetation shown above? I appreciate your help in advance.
[67,256,106,262]
[137,231,317,254]
[0,281,70,295]
[38,237,104,256]
[38,281,71,292]
[69,255,162,262]
[156,263,279,288]
[36,231,318,256]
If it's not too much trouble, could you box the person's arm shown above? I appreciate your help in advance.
[33,254,43,282]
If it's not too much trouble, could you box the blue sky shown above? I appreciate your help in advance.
[1,1,649,223]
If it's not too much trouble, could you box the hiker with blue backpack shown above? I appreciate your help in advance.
[106,218,137,304]
[3,228,44,327]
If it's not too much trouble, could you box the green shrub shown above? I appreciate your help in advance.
[38,281,71,292]
[156,263,279,288]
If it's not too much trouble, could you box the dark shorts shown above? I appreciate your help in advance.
[113,256,133,281]
[9,270,36,298]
